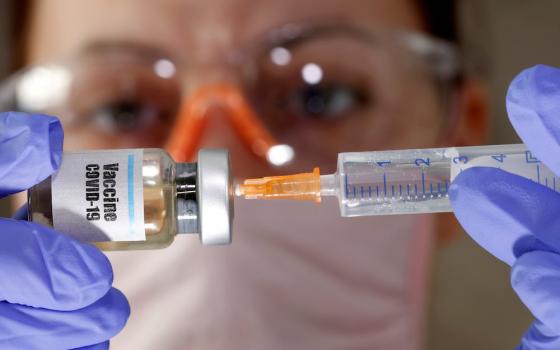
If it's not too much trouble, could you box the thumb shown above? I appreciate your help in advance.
[0,112,63,197]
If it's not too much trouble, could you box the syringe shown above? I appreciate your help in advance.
[236,144,557,217]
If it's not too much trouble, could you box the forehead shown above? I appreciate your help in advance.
[28,0,425,62]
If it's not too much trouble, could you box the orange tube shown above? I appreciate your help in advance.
[166,84,279,162]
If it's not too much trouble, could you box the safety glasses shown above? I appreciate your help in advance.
[0,23,463,171]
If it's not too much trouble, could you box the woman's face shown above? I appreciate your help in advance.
[23,0,473,177]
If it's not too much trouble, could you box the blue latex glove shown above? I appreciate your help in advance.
[450,65,560,349]
[0,112,130,350]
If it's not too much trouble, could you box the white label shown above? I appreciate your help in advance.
[51,149,145,242]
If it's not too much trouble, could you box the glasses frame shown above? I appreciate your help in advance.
[0,22,467,167]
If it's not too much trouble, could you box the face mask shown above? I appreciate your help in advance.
[108,198,435,350]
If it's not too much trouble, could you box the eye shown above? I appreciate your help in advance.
[288,82,369,120]
[91,99,165,133]
[56,51,181,137]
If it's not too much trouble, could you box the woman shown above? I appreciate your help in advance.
[0,0,488,349]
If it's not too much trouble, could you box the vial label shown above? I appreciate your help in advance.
[51,149,146,242]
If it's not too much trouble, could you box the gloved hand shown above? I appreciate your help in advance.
[0,112,130,350]
[450,65,560,349]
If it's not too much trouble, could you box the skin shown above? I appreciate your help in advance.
[24,0,487,177]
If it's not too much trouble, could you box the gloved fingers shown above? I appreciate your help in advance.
[511,251,560,334]
[0,219,113,311]
[450,167,560,266]
[0,288,129,350]
[516,320,560,350]
[0,112,63,198]
[506,65,560,176]
[71,341,109,350]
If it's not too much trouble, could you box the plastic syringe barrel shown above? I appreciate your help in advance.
[334,144,556,217]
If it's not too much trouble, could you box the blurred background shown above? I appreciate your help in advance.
[430,1,560,349]
[1,1,560,349]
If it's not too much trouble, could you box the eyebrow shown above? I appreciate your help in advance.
[79,40,176,61]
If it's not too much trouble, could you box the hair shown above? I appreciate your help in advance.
[4,0,31,74]
[416,0,457,43]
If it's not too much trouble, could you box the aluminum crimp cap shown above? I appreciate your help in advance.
[197,149,233,245]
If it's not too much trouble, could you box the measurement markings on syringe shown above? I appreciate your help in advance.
[453,150,560,193]
[344,157,450,202]
[343,149,560,203]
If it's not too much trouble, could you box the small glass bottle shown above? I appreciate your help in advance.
[28,148,233,250]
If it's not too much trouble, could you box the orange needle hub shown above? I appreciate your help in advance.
[236,167,321,203]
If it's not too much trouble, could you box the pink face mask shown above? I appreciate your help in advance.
[108,199,435,350]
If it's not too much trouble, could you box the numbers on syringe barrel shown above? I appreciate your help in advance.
[342,157,452,204]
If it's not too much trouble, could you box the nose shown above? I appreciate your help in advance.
[166,83,292,166]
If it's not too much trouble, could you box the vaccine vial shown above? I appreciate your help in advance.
[28,148,233,250]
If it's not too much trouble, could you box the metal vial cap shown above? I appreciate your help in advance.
[197,149,233,245]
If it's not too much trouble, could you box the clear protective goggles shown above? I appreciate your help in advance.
[0,23,463,171]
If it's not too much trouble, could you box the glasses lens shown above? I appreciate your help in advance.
[0,29,460,170]
[247,29,455,171]
[0,50,181,149]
